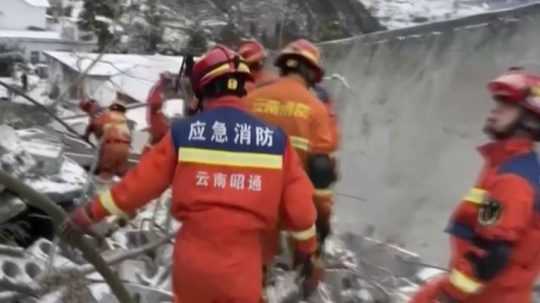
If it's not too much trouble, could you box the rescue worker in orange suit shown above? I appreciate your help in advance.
[238,40,278,91]
[146,73,173,146]
[410,69,540,303]
[67,46,320,302]
[245,39,337,256]
[82,99,131,181]
[79,98,103,122]
[145,57,198,153]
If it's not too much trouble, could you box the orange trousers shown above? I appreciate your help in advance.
[98,142,129,178]
[260,193,333,266]
[172,227,263,303]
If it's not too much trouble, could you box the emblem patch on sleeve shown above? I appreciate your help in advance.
[478,198,503,226]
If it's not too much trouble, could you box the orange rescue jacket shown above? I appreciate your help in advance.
[439,138,540,303]
[246,69,278,92]
[87,96,318,254]
[244,76,336,165]
[87,110,131,144]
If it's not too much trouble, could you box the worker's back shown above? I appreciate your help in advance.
[165,98,315,302]
[92,110,131,143]
[245,76,335,164]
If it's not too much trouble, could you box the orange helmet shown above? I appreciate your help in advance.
[488,70,540,117]
[190,45,251,98]
[238,40,266,65]
[275,39,324,83]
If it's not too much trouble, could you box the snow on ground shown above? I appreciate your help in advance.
[0,30,61,40]
[0,76,53,106]
[44,51,183,105]
[359,0,538,29]
[23,0,50,7]
[29,157,87,194]
[360,0,488,29]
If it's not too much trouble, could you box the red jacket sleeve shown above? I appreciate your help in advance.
[442,175,534,300]
[89,132,177,221]
[147,81,165,113]
[280,139,318,254]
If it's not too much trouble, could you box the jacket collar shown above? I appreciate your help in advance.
[478,137,534,165]
[282,74,308,87]
[204,95,246,111]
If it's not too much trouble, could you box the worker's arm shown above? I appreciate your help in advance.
[82,117,97,142]
[441,175,534,301]
[307,103,338,212]
[310,101,336,154]
[148,88,164,114]
[87,132,177,221]
[280,140,318,255]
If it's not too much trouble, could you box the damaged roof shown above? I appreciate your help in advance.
[43,51,184,103]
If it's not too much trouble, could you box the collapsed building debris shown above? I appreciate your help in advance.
[0,112,443,303]
[0,125,87,246]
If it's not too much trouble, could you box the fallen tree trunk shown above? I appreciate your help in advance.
[0,169,133,303]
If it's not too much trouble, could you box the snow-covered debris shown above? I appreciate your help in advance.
[0,30,61,40]
[0,125,38,179]
[28,157,87,202]
[17,128,64,175]
[0,124,87,202]
[44,51,183,105]
[23,0,50,8]
[359,0,537,29]
[360,0,487,29]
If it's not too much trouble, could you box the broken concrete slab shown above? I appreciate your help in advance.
[17,128,64,176]
[0,125,38,179]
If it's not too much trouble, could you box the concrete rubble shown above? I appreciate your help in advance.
[0,125,88,241]
[0,121,431,302]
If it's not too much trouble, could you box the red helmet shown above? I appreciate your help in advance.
[238,40,266,65]
[79,99,98,113]
[488,70,540,116]
[190,45,251,98]
[275,39,324,83]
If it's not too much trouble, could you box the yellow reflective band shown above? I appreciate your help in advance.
[201,63,230,81]
[237,62,250,73]
[290,136,310,151]
[99,190,127,217]
[315,189,333,197]
[449,269,483,294]
[290,225,316,241]
[464,188,487,205]
[179,147,283,169]
[299,50,319,64]
[201,62,250,82]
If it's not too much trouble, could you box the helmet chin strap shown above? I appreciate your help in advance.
[489,112,538,141]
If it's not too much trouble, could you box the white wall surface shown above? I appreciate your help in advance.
[319,4,540,265]
[0,0,47,30]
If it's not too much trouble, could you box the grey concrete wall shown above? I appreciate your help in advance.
[319,3,540,265]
